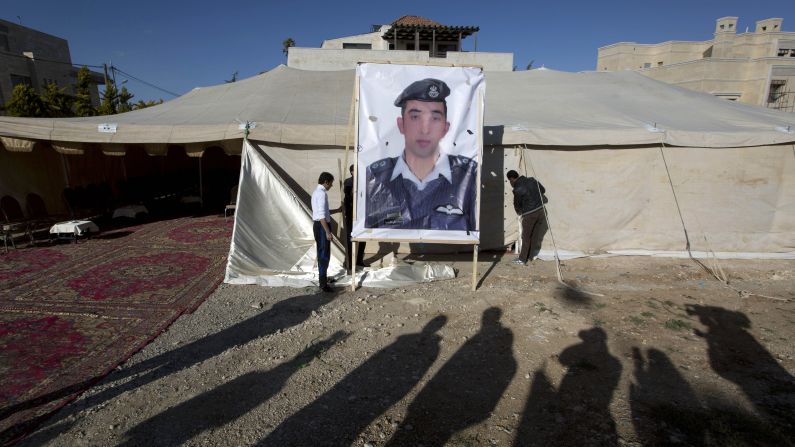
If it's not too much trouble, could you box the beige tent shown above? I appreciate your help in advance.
[1,65,794,258]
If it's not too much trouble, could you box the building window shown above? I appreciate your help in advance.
[657,61,663,66]
[342,43,372,50]
[406,43,415,50]
[643,62,651,68]
[720,24,725,30]
[10,74,32,88]
[768,80,786,103]
[388,43,395,50]
[0,34,8,52]
[762,26,767,31]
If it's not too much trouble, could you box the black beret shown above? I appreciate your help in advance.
[394,78,451,107]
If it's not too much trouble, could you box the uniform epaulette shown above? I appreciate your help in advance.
[368,157,397,174]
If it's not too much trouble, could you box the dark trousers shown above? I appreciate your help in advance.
[313,221,331,287]
[519,208,545,262]
[345,215,366,269]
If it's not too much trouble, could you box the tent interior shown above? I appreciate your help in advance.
[1,65,794,267]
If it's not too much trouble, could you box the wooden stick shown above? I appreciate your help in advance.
[472,244,479,291]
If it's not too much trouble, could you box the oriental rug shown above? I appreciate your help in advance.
[0,215,233,445]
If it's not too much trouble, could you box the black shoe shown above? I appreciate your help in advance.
[320,285,334,293]
[327,277,337,284]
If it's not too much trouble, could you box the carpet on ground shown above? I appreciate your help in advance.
[0,216,232,445]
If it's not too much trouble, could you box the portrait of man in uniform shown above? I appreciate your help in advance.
[364,78,478,231]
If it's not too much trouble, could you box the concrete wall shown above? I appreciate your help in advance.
[322,28,390,50]
[288,48,513,71]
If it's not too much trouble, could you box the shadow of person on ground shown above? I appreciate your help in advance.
[260,315,447,447]
[687,305,795,433]
[387,307,516,446]
[630,347,790,445]
[118,331,349,447]
[514,327,621,446]
[8,289,341,446]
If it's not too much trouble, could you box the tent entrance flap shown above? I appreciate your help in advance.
[224,140,455,288]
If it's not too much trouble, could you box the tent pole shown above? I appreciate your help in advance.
[60,152,70,187]
[199,155,204,208]
[471,244,478,291]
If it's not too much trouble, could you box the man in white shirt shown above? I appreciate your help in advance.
[312,172,340,292]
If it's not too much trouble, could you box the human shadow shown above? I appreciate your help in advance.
[630,347,791,446]
[119,331,349,447]
[6,289,341,445]
[387,307,516,446]
[260,315,447,446]
[687,304,795,433]
[553,281,593,308]
[514,327,621,446]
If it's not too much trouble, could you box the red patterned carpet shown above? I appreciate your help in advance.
[0,216,233,445]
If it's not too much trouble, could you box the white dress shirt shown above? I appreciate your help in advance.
[311,184,330,222]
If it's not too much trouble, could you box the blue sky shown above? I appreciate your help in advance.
[3,0,794,102]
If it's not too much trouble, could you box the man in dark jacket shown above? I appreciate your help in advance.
[343,164,366,270]
[506,170,547,265]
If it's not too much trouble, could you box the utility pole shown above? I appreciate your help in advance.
[103,63,110,88]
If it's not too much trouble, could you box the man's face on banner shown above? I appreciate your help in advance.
[397,100,450,159]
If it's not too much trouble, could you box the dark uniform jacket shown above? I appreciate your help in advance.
[512,176,546,216]
[365,155,478,230]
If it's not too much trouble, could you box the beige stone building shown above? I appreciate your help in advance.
[597,17,795,112]
[0,18,103,114]
[287,15,513,71]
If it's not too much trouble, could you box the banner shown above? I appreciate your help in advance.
[353,63,485,242]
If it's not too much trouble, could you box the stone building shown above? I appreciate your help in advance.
[0,18,104,114]
[597,17,795,112]
[287,15,513,71]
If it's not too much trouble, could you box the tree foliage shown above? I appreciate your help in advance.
[42,83,75,117]
[282,37,295,56]
[5,84,46,117]
[3,65,166,117]
[74,66,96,117]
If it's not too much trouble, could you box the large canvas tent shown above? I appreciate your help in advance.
[1,65,794,263]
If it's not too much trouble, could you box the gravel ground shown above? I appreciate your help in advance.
[18,254,795,446]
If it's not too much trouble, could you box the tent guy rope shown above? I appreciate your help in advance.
[659,143,788,302]
[521,145,604,298]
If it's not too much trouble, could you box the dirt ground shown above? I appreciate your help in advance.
[17,254,795,446]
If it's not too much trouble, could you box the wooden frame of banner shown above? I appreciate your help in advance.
[346,62,484,292]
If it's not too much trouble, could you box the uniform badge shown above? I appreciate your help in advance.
[428,85,439,98]
[435,204,463,215]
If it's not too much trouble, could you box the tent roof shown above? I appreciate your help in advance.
[0,65,793,148]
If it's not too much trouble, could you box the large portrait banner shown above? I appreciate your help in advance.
[353,63,485,243]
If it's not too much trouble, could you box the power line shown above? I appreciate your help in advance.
[111,65,181,98]
[0,49,103,69]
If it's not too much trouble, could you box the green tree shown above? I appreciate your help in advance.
[117,84,134,113]
[41,82,75,117]
[74,66,96,117]
[133,99,163,110]
[282,37,295,57]
[5,84,46,117]
[97,80,119,115]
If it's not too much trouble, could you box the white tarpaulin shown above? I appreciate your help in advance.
[0,66,793,148]
[224,140,456,288]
